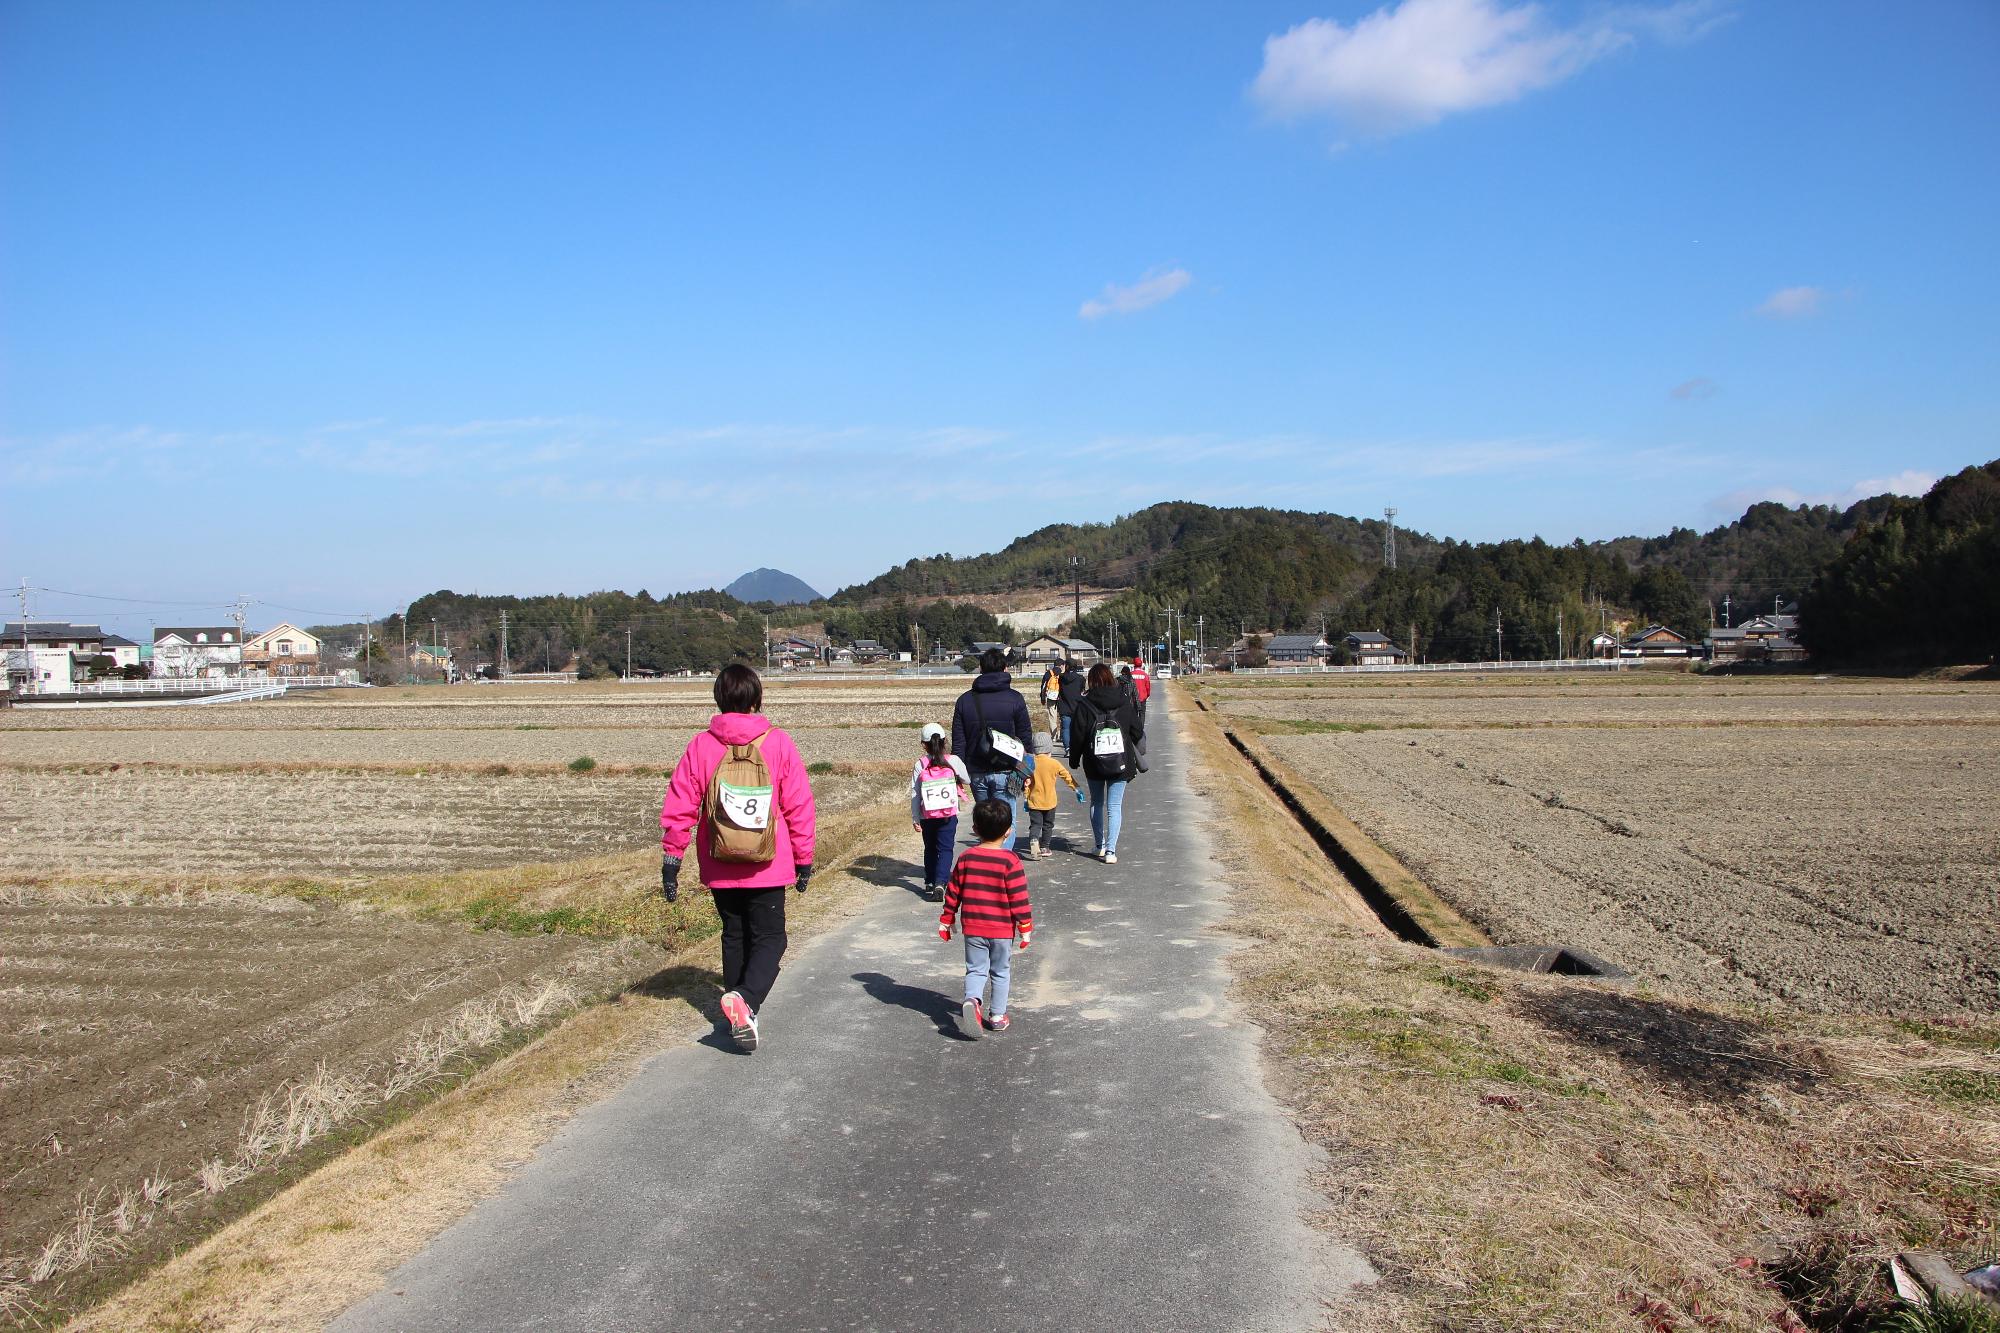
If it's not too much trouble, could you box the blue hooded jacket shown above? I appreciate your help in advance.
[951,671,1034,774]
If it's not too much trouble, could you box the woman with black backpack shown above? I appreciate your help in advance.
[1067,661,1143,864]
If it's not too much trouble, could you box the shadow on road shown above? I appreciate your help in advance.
[853,971,966,1039]
[845,853,928,897]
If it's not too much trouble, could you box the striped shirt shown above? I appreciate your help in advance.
[941,846,1032,939]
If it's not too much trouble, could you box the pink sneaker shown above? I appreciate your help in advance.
[984,1012,1012,1032]
[720,991,759,1052]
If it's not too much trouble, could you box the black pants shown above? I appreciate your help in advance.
[713,887,788,1011]
[1027,805,1056,844]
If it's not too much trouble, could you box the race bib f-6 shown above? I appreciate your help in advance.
[988,730,1026,763]
[718,781,773,830]
[1093,726,1126,757]
[919,776,958,817]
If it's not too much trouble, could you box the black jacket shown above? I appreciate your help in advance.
[952,671,1034,774]
[1056,666,1087,717]
[1068,683,1143,781]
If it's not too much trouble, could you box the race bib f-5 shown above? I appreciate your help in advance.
[988,730,1026,763]
[1093,726,1126,757]
[718,781,773,829]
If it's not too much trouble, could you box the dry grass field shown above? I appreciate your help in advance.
[0,674,971,1327]
[1177,686,2000,1332]
[1200,670,2000,1015]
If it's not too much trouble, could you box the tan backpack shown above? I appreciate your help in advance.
[702,731,777,863]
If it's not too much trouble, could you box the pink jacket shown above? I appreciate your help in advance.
[660,713,817,890]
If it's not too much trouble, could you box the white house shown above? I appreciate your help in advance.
[154,626,244,679]
[244,623,321,675]
[1021,635,1097,664]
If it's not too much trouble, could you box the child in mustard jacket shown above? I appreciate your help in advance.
[1021,731,1082,860]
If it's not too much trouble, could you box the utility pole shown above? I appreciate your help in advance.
[764,613,771,672]
[17,579,29,659]
[625,627,633,680]
[1409,620,1419,664]
[1723,594,1732,628]
[1383,507,1398,569]
[1069,555,1083,631]
[498,609,509,679]
[1495,607,1504,663]
[1557,607,1564,662]
[1196,615,1204,666]
[400,607,408,683]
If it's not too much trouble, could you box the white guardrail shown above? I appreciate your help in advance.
[56,674,354,696]
[1231,657,1627,676]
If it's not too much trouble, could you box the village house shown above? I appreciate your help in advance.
[101,634,145,671]
[1620,624,1694,659]
[4,622,113,693]
[153,626,244,679]
[1264,633,1332,664]
[1342,631,1409,666]
[848,638,888,664]
[244,623,322,676]
[1590,631,1621,659]
[967,640,1012,662]
[1020,634,1097,664]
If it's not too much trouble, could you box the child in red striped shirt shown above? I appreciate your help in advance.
[938,798,1032,1038]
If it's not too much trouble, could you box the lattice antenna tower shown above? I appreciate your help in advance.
[1383,508,1398,569]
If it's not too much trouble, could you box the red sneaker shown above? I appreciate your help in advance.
[984,1012,1012,1032]
[958,998,984,1040]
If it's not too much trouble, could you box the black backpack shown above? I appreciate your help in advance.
[1079,698,1134,781]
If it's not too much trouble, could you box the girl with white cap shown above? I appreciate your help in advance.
[909,722,971,901]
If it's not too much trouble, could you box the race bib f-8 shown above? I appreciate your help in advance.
[988,730,1026,763]
[1093,726,1126,757]
[718,782,773,830]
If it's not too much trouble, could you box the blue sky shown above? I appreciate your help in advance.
[5,0,1996,633]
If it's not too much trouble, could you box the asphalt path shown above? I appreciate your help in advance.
[335,703,1371,1332]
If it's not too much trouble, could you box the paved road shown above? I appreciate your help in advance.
[335,705,1370,1332]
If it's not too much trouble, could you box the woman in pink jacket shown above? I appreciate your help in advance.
[659,664,816,1052]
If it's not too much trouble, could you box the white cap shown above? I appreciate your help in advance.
[920,722,947,742]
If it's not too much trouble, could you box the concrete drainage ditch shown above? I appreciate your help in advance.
[1201,702,1628,981]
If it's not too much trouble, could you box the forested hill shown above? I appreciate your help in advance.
[829,502,1425,602]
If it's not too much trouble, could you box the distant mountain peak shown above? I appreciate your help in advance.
[725,568,823,605]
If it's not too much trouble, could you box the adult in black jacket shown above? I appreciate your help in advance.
[1055,658,1087,751]
[1067,662,1144,864]
[951,647,1034,851]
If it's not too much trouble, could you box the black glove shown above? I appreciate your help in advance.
[660,856,682,903]
[793,864,813,895]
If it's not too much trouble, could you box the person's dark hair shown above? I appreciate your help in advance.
[1087,662,1116,690]
[980,647,1007,674]
[924,732,949,766]
[970,797,1012,842]
[713,663,763,714]
[1119,664,1132,678]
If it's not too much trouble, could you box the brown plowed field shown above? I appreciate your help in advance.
[1225,673,2000,1014]
[0,890,654,1307]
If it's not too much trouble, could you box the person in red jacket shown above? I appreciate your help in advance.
[1129,656,1152,725]
[938,799,1032,1038]
[659,664,816,1053]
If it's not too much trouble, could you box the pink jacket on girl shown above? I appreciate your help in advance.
[660,713,817,890]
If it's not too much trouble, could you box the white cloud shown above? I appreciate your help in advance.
[1250,0,1727,138]
[1755,285,1827,319]
[1711,470,1934,513]
[1079,267,1192,321]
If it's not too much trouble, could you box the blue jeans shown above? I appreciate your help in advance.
[968,770,1023,851]
[964,935,1016,1016]
[919,815,957,888]
[1058,713,1072,751]
[1087,776,1128,853]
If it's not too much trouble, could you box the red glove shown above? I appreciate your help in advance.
[1017,930,1032,950]
[938,919,953,941]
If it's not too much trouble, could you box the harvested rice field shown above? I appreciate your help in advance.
[0,675,959,1323]
[1201,671,2000,1014]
